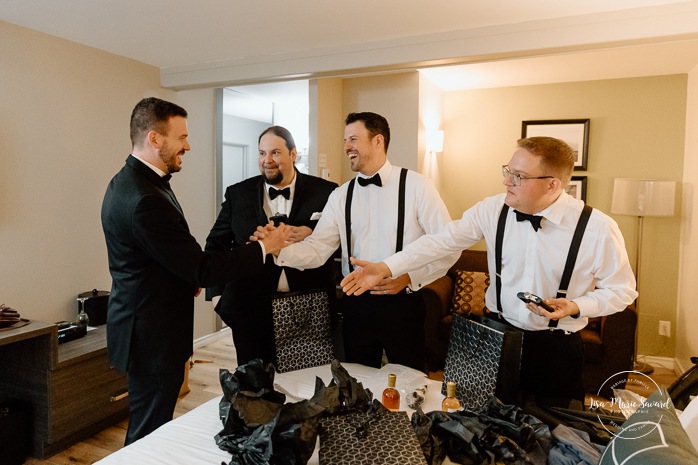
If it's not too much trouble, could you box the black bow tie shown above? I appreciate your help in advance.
[162,173,172,182]
[357,174,382,187]
[515,210,543,231]
[269,187,290,200]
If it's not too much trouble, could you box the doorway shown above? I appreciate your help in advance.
[216,81,310,210]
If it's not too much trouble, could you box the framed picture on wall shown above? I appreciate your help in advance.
[565,176,587,202]
[522,119,590,170]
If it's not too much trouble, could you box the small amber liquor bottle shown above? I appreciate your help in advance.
[442,381,462,412]
[382,373,400,411]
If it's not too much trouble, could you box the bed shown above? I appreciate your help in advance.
[94,362,698,465]
[94,362,444,465]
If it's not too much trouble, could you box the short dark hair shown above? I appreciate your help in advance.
[259,126,296,151]
[345,112,390,152]
[130,97,187,148]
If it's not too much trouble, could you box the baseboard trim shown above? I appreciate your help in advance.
[639,354,682,375]
[673,357,698,376]
[193,327,231,350]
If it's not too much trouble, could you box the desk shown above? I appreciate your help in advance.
[0,322,128,458]
[94,363,448,465]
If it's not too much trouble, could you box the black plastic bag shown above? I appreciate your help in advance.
[216,359,379,465]
[412,396,552,465]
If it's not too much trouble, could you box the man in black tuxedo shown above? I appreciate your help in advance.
[101,98,289,445]
[205,126,337,366]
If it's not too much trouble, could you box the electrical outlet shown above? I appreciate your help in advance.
[659,320,671,337]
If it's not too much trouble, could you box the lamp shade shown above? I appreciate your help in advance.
[427,130,444,153]
[611,178,676,217]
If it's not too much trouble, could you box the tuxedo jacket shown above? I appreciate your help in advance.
[205,170,338,318]
[101,155,264,373]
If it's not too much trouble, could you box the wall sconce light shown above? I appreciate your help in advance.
[427,130,444,155]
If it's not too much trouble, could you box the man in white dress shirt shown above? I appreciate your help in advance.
[341,136,637,406]
[270,112,459,372]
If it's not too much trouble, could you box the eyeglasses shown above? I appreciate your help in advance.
[501,165,554,187]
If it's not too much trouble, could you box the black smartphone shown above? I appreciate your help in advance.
[517,291,555,313]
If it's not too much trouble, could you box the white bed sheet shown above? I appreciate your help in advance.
[679,395,698,451]
[95,363,445,465]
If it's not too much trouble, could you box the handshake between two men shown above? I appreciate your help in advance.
[251,222,312,252]
[251,223,412,296]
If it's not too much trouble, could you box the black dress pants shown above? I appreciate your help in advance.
[218,295,276,367]
[125,367,185,445]
[484,309,585,408]
[341,290,426,372]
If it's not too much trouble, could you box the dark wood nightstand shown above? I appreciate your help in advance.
[0,321,128,458]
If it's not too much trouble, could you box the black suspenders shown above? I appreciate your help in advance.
[495,203,593,328]
[345,168,408,272]
[395,168,408,252]
[344,178,356,272]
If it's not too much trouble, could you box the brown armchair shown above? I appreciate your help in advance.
[421,249,637,398]
[581,304,637,398]
[421,249,489,372]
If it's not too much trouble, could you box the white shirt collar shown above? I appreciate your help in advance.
[132,154,167,178]
[538,190,573,227]
[358,159,393,181]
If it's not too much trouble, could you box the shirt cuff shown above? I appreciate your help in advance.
[572,296,594,319]
[258,241,267,260]
[383,254,408,279]
[405,271,423,291]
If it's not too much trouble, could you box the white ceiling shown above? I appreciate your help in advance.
[0,0,686,69]
[2,0,698,92]
[420,40,698,91]
[223,82,309,120]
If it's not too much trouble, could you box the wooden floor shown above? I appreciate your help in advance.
[25,335,679,465]
[584,365,679,413]
[25,334,237,465]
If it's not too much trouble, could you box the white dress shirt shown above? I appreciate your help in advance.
[266,173,297,292]
[277,160,459,290]
[384,191,638,331]
[265,173,296,220]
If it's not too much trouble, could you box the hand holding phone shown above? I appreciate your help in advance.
[517,291,555,313]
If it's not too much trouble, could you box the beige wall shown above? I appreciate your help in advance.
[0,22,221,339]
[310,78,344,184]
[310,72,423,183]
[440,76,686,359]
[341,73,420,182]
[0,21,168,324]
[678,66,698,372]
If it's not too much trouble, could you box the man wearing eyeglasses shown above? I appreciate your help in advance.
[341,136,637,408]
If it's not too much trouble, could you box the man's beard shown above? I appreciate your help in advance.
[262,170,284,185]
[160,140,182,173]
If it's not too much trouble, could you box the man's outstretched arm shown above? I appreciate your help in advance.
[340,257,393,296]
